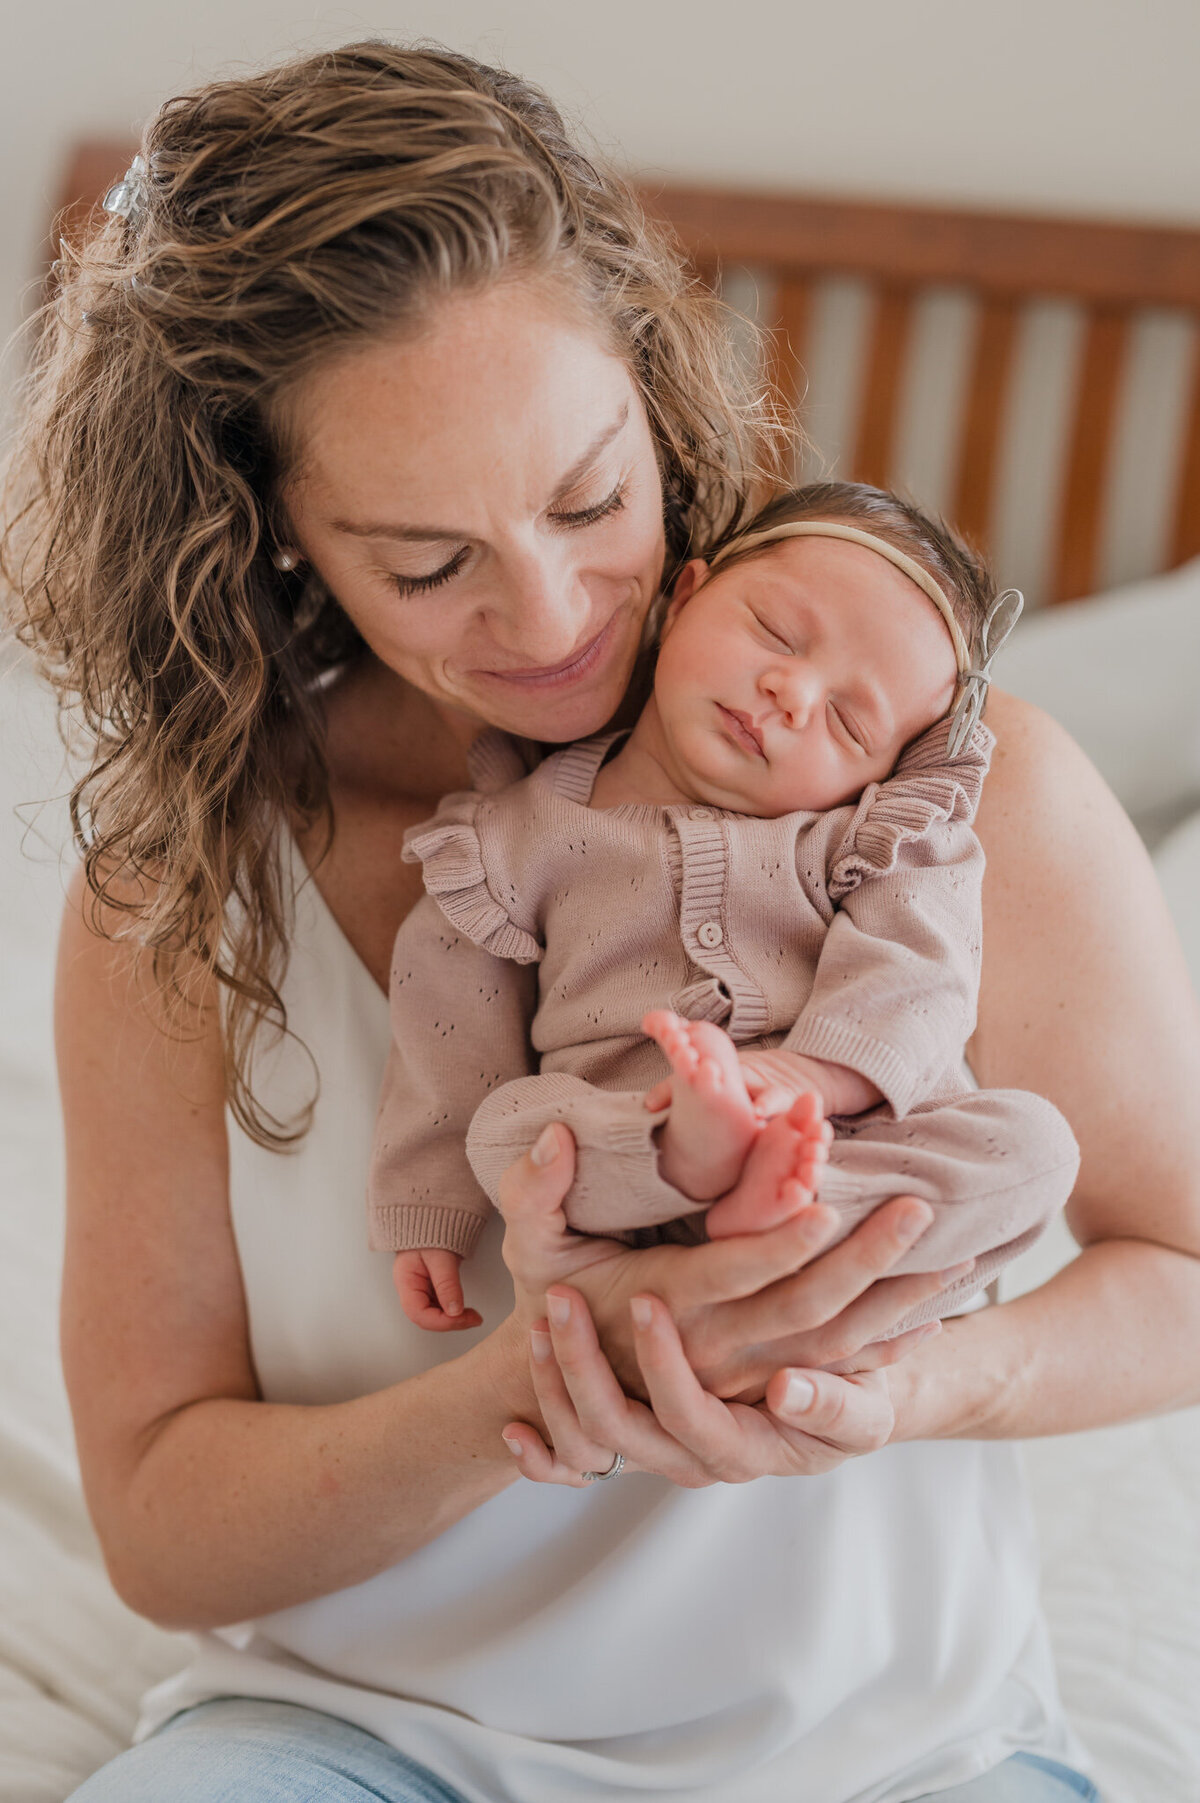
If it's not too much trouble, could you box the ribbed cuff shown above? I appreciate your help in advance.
[368,1204,487,1256]
[781,1015,919,1117]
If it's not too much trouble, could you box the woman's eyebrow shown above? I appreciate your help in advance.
[327,404,631,543]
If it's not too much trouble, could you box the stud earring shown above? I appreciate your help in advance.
[273,546,301,572]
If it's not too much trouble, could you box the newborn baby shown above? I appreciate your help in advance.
[368,482,1079,1332]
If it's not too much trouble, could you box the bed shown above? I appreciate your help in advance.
[1,155,1198,1801]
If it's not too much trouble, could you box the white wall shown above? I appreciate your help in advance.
[3,0,1200,350]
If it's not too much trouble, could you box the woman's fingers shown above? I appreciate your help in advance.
[629,1294,770,1482]
[762,1363,896,1453]
[496,1123,614,1299]
[729,1195,937,1356]
[632,1297,893,1475]
[495,1122,576,1228]
[503,1318,623,1486]
[539,1291,709,1486]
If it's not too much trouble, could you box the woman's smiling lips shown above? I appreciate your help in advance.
[473,610,620,691]
[717,703,766,759]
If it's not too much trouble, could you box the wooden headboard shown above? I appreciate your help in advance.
[52,146,1200,604]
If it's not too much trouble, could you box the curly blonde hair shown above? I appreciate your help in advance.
[1,41,788,1147]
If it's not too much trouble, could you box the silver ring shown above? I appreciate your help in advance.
[581,1452,625,1482]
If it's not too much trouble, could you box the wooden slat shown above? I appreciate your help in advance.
[1169,324,1200,566]
[1050,308,1130,603]
[640,182,1200,311]
[852,286,913,487]
[952,295,1019,549]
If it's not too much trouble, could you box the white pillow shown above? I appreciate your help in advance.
[996,557,1200,827]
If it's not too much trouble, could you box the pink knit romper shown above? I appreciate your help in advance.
[368,718,1079,1329]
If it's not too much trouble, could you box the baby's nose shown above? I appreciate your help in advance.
[761,658,821,726]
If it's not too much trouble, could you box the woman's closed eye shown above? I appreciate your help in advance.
[549,481,627,530]
[389,545,471,597]
[387,482,628,596]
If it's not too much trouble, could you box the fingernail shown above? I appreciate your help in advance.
[782,1374,815,1415]
[446,1299,462,1316]
[940,1258,976,1281]
[530,1328,553,1362]
[502,1435,524,1457]
[546,1293,571,1328]
[630,1296,653,1330]
[919,1321,943,1339]
[897,1204,931,1240]
[531,1125,558,1166]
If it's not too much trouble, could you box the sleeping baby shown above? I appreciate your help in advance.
[368,481,1080,1333]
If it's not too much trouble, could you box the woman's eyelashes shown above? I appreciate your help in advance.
[549,480,628,529]
[389,545,471,597]
[387,483,629,596]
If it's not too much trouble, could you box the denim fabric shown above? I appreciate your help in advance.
[66,1699,471,1803]
[67,1697,1101,1802]
[917,1749,1102,1800]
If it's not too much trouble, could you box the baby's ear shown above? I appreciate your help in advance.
[662,558,709,635]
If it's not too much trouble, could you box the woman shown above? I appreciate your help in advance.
[5,41,1198,1803]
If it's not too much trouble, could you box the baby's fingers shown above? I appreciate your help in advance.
[393,1251,482,1332]
[425,1249,467,1320]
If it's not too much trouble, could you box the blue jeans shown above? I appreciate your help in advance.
[67,1698,1102,1801]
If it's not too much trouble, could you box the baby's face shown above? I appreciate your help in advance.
[651,536,959,814]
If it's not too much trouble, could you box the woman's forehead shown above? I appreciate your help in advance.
[284,283,642,517]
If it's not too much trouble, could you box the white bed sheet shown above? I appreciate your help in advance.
[1,644,1198,1802]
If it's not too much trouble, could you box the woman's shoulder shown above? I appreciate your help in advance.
[976,687,1132,851]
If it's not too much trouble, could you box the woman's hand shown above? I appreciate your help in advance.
[501,1286,939,1488]
[497,1116,972,1403]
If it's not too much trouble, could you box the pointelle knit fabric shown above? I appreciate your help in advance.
[367,717,1079,1329]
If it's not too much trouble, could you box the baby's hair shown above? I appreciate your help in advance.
[708,482,997,664]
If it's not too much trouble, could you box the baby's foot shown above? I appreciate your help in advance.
[705,1091,833,1239]
[393,1248,483,1333]
[643,1011,761,1200]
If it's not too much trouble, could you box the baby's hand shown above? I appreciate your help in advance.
[392,1249,483,1332]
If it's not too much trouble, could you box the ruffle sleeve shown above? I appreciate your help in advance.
[828,717,994,901]
[402,792,543,965]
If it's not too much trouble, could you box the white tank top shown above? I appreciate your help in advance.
[138,842,1084,1802]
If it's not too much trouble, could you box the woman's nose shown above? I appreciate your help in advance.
[481,545,593,665]
[759,658,821,728]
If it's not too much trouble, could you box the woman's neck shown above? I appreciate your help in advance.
[323,655,479,806]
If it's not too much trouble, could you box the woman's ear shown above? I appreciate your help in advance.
[661,558,709,637]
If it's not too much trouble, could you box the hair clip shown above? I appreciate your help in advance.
[946,587,1024,757]
[102,154,149,227]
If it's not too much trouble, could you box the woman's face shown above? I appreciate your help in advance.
[281,280,667,743]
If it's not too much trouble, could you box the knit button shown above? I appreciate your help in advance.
[690,806,715,821]
[697,920,724,949]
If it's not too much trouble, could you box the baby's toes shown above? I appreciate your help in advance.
[787,1090,824,1129]
[685,1021,745,1086]
[693,1055,728,1098]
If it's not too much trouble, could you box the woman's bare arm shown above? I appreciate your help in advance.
[882,689,1200,1441]
[62,860,916,1620]
[56,869,541,1630]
